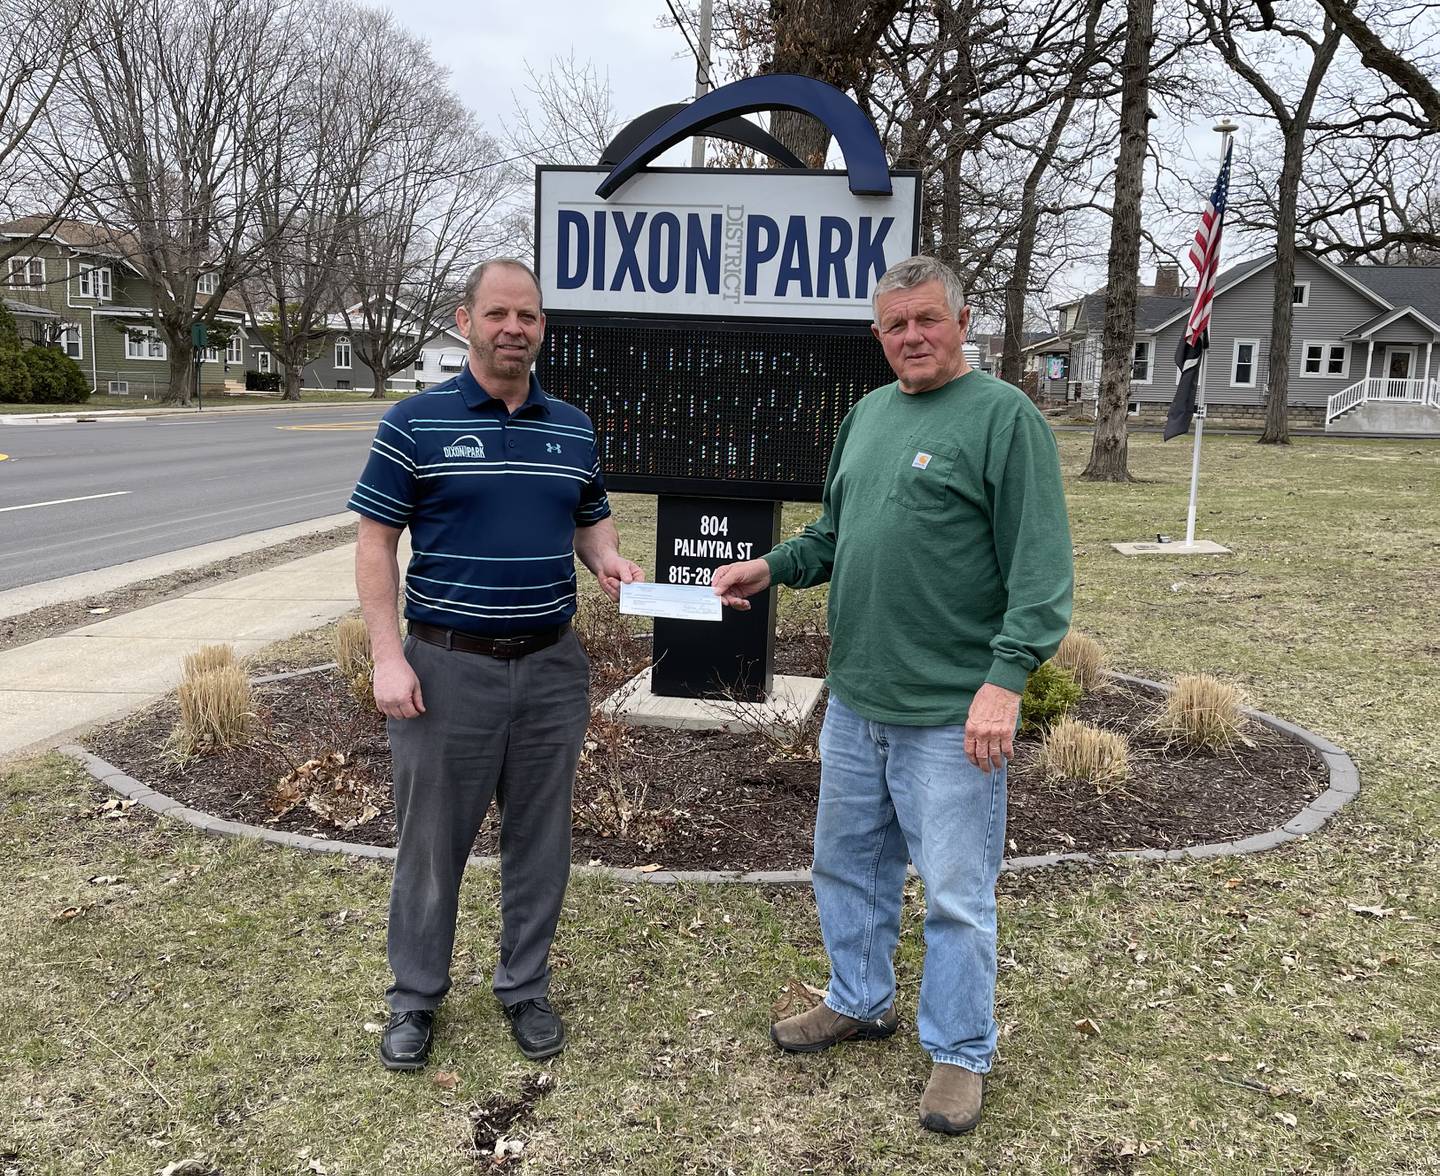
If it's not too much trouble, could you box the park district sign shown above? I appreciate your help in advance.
[536,167,921,323]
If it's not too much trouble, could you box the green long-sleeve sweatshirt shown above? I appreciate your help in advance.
[764,369,1074,726]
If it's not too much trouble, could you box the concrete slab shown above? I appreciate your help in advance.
[0,635,269,693]
[603,668,826,740]
[0,690,154,758]
[68,596,351,641]
[1111,539,1231,556]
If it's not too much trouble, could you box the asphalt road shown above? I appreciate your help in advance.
[0,404,389,591]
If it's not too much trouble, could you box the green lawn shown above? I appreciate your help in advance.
[0,390,408,414]
[3,432,1438,1174]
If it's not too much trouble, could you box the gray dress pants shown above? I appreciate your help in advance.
[384,627,590,1013]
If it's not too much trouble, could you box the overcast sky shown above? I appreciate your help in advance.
[386,0,699,159]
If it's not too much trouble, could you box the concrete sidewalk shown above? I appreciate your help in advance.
[0,537,402,760]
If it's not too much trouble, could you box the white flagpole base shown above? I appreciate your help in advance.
[1111,539,1231,556]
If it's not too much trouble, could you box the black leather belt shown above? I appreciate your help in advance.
[409,621,566,659]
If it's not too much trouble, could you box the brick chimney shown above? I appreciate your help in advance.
[1154,263,1180,297]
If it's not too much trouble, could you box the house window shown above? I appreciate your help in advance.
[1301,342,1348,378]
[414,352,424,371]
[202,345,220,362]
[60,323,82,359]
[1301,341,1348,378]
[1232,339,1258,388]
[226,335,244,364]
[7,257,43,287]
[125,327,167,360]
[256,350,272,373]
[335,336,352,369]
[336,378,351,391]
[197,273,218,295]
[1132,339,1152,383]
[78,265,112,300]
[1292,282,1310,307]
[439,350,465,372]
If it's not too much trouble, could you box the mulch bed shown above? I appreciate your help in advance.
[85,631,1328,872]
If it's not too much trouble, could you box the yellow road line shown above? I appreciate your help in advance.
[0,453,8,462]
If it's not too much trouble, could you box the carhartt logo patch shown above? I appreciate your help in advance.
[443,434,486,459]
[912,451,932,470]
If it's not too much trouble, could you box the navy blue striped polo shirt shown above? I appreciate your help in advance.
[347,365,611,637]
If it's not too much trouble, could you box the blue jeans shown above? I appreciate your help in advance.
[812,694,1007,1073]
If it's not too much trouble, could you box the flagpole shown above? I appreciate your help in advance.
[1182,117,1238,548]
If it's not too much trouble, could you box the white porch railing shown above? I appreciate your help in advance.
[1327,376,1438,424]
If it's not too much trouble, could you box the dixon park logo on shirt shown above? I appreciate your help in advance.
[443,435,486,459]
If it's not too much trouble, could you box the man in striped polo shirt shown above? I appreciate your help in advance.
[349,258,642,1070]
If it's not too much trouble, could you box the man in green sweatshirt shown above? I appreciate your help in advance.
[712,255,1073,1136]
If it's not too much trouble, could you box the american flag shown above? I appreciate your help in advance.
[1166,142,1233,441]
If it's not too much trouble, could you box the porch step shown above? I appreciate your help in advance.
[1328,401,1440,435]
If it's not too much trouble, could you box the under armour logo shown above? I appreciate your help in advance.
[545,443,562,454]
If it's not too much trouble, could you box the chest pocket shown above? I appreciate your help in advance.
[887,436,959,513]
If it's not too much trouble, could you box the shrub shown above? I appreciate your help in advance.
[21,346,90,403]
[1159,672,1245,751]
[1052,631,1107,691]
[1038,717,1131,792]
[333,616,374,706]
[245,368,281,391]
[0,303,31,403]
[182,643,237,679]
[1020,661,1082,733]
[173,664,253,753]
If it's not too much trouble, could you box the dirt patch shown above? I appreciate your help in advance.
[84,627,1328,872]
[468,1073,555,1164]
[0,523,358,654]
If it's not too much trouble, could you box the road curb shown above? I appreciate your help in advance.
[61,670,1360,885]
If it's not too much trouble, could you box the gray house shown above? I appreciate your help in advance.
[1049,253,1440,432]
[244,308,419,393]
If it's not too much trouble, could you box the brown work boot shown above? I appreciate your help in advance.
[769,1001,898,1053]
[919,1062,983,1135]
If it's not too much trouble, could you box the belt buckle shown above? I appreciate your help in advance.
[489,633,529,657]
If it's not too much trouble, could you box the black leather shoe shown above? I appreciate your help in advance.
[503,997,565,1060]
[379,1009,434,1071]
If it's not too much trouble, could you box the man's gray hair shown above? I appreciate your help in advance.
[463,258,543,310]
[872,256,967,321]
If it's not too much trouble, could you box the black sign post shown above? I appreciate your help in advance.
[651,496,781,700]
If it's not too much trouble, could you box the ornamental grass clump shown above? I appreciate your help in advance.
[1160,672,1246,751]
[1053,631,1107,691]
[333,617,374,706]
[182,643,236,679]
[1038,717,1131,793]
[173,664,253,754]
[1020,661,1082,733]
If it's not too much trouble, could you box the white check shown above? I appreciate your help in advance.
[619,581,723,622]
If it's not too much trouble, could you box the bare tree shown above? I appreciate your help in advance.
[507,55,620,167]
[1082,0,1155,482]
[0,0,87,258]
[1305,0,1440,127]
[246,6,447,400]
[1295,133,1440,262]
[341,99,517,399]
[51,0,306,404]
[1196,0,1343,445]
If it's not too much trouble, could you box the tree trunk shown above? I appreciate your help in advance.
[1001,188,1041,388]
[163,336,193,406]
[369,367,389,400]
[1082,0,1152,483]
[1259,126,1304,445]
[282,365,302,401]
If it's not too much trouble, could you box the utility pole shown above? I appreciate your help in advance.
[690,0,713,167]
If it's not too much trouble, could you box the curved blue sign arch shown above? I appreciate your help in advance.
[595,74,893,199]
